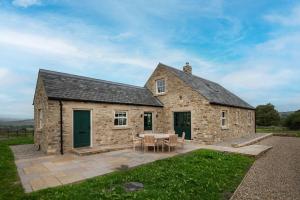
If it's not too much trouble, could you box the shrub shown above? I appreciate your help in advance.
[285,111,300,130]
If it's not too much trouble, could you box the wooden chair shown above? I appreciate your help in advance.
[177,132,185,148]
[132,130,142,151]
[156,138,164,152]
[164,134,178,152]
[144,135,156,152]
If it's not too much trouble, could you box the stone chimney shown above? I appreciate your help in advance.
[183,62,192,74]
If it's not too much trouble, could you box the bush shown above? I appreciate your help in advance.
[256,103,280,126]
[285,111,300,130]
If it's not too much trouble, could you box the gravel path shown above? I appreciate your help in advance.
[231,136,300,200]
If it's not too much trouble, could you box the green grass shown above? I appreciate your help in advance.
[256,126,300,137]
[0,136,34,200]
[1,137,254,200]
[0,131,34,138]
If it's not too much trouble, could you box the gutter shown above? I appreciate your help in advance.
[48,97,164,107]
[59,100,64,155]
[209,102,255,110]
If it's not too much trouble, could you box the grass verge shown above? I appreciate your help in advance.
[1,137,253,200]
[0,136,33,200]
[256,126,300,137]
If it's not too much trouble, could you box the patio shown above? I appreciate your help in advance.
[11,134,273,193]
[12,143,202,192]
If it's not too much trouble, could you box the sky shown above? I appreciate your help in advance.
[0,0,300,119]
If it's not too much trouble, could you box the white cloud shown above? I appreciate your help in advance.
[264,5,300,26]
[12,0,41,8]
[0,29,85,58]
[0,67,22,86]
[221,67,294,90]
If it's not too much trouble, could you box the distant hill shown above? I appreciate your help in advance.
[279,111,294,118]
[0,119,34,127]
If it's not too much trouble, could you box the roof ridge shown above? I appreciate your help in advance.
[39,69,147,90]
[157,63,253,109]
[158,62,217,85]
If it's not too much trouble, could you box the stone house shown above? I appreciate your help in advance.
[33,63,255,154]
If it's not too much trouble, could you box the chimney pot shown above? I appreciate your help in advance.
[183,62,192,74]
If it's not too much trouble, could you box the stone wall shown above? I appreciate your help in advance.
[34,78,62,154]
[43,100,164,153]
[34,65,255,154]
[145,66,255,144]
[33,78,49,153]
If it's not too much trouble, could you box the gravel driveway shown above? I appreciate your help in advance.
[231,136,300,200]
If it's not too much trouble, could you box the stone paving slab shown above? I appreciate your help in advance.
[11,141,272,193]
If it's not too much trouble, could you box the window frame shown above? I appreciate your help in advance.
[155,79,166,94]
[114,111,128,127]
[235,111,240,125]
[221,110,228,129]
[144,112,153,131]
[38,109,43,129]
[247,111,252,125]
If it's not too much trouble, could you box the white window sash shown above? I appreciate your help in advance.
[156,79,165,94]
[114,111,128,126]
[38,109,43,129]
[221,111,227,128]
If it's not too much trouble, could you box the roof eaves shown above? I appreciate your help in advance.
[47,97,164,107]
[210,102,255,110]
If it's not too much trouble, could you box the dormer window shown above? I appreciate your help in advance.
[156,79,165,94]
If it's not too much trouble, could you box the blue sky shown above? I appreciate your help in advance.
[0,0,300,119]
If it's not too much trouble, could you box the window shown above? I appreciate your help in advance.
[156,79,165,94]
[248,111,252,125]
[144,112,153,130]
[114,111,127,126]
[235,111,240,125]
[38,109,43,129]
[221,110,228,129]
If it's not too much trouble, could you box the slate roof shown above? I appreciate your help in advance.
[158,63,254,109]
[38,69,163,107]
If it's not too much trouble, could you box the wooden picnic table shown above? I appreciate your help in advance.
[138,133,172,139]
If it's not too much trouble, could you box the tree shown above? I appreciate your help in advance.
[285,110,300,130]
[255,103,280,126]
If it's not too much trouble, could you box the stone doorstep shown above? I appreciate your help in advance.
[71,145,132,156]
[231,133,273,148]
[233,145,273,158]
[202,144,273,158]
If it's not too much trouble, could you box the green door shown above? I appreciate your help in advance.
[73,110,91,148]
[174,112,191,140]
[144,112,152,131]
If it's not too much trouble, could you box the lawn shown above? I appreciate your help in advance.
[256,126,300,137]
[1,137,253,200]
[0,136,34,200]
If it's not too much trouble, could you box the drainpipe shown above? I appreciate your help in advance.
[59,100,64,155]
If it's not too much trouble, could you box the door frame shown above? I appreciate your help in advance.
[172,110,192,140]
[72,109,93,148]
[143,111,154,132]
[143,110,156,133]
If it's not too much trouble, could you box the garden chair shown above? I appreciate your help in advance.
[132,130,142,151]
[144,135,156,152]
[164,134,178,152]
[177,132,185,148]
[156,138,164,152]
